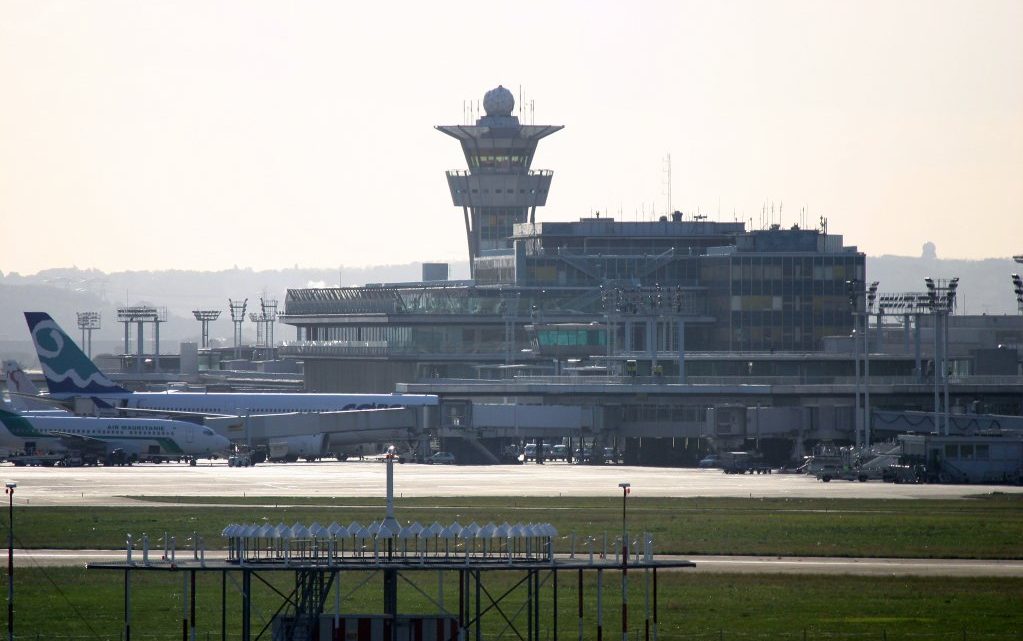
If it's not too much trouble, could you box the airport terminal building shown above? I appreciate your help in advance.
[278,86,1022,465]
[280,86,865,392]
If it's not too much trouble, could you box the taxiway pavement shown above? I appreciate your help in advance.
[2,459,1020,507]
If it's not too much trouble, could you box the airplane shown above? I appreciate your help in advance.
[24,312,439,460]
[3,359,64,414]
[0,406,232,465]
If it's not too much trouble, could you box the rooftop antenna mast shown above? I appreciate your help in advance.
[662,153,672,216]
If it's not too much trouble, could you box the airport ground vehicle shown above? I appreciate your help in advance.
[228,454,254,467]
[806,443,884,482]
[105,448,131,466]
[720,451,772,474]
[549,444,570,461]
[523,443,554,461]
[601,448,622,464]
[425,451,456,465]
[7,451,65,466]
[698,454,720,468]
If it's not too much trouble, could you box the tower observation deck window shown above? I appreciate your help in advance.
[470,154,528,170]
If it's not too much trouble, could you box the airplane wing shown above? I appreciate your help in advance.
[48,430,107,444]
[110,406,237,421]
[47,431,111,454]
[7,392,74,412]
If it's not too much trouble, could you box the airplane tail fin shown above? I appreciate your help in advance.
[24,312,130,396]
[1,360,54,411]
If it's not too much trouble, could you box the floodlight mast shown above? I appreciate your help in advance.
[1011,274,1023,315]
[924,277,958,435]
[865,282,879,450]
[116,306,165,374]
[248,312,265,348]
[76,311,101,358]
[846,280,864,450]
[228,299,248,359]
[191,310,221,349]
[260,298,278,355]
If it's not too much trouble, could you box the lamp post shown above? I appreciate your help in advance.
[618,482,630,641]
[846,280,863,449]
[864,281,879,451]
[943,278,958,435]
[5,482,14,641]
[924,277,958,435]
[1012,274,1023,315]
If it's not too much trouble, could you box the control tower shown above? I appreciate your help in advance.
[437,85,562,276]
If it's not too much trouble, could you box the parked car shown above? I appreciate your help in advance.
[522,443,553,461]
[426,451,456,465]
[698,454,720,468]
[602,448,622,464]
[550,444,570,461]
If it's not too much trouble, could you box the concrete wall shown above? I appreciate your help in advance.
[305,359,418,393]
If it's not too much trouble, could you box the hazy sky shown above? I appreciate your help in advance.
[2,0,1021,275]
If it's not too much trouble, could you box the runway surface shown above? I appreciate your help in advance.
[14,549,1023,576]
[2,459,1020,507]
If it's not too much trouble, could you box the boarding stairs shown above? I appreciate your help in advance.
[858,442,903,474]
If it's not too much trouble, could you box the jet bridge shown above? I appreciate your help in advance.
[204,406,428,456]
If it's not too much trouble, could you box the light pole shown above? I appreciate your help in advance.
[864,282,879,451]
[943,279,958,435]
[5,481,14,641]
[618,482,630,641]
[846,280,863,449]
[1012,274,1023,315]
[924,277,958,435]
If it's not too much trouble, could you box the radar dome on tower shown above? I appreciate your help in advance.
[483,85,515,117]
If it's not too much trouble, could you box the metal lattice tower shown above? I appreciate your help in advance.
[192,310,221,349]
[228,299,248,359]
[76,311,101,359]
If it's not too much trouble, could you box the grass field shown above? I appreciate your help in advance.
[13,567,1023,639]
[10,494,1023,559]
[7,493,1023,638]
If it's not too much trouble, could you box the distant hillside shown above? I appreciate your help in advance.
[0,255,1017,366]
[0,262,469,366]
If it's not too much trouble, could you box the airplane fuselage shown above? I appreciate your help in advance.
[0,412,230,459]
[111,392,438,416]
